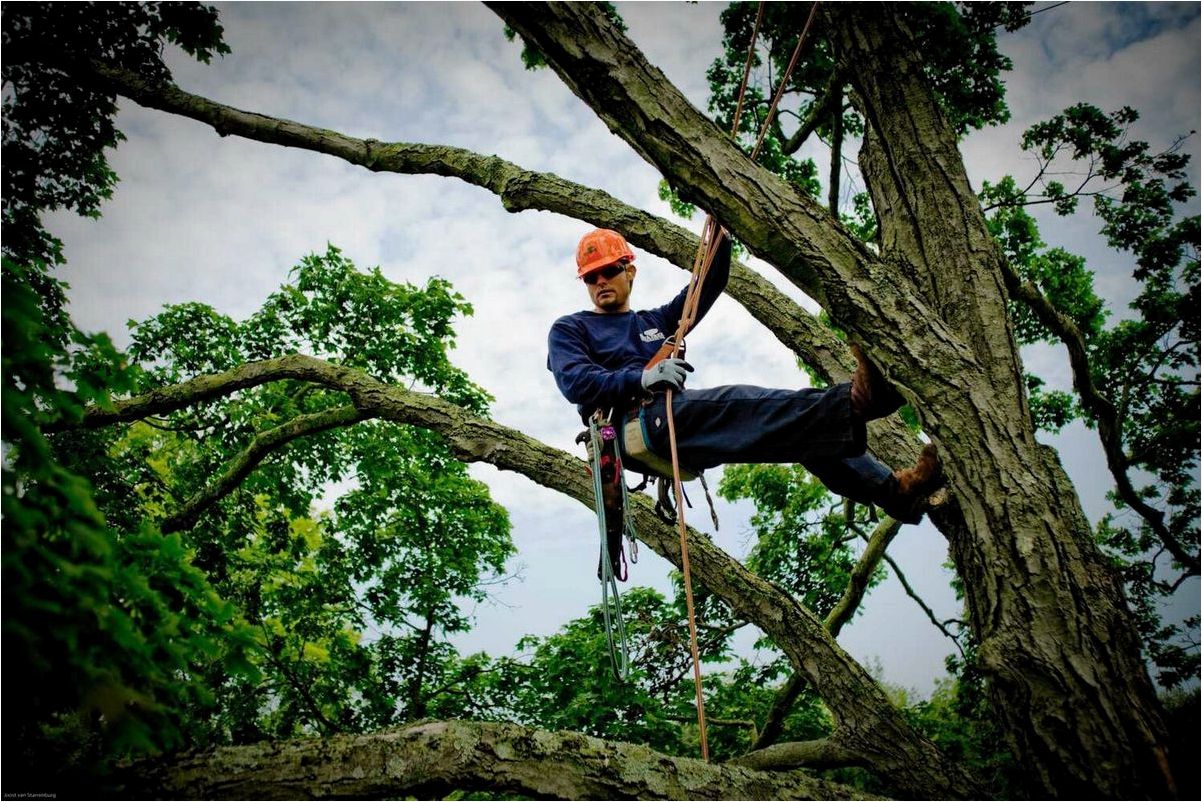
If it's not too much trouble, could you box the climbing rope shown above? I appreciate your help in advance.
[664,0,820,762]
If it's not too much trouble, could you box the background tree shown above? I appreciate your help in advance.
[43,246,514,754]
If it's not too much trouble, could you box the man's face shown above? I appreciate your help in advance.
[585,259,636,313]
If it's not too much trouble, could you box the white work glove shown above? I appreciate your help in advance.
[641,358,693,392]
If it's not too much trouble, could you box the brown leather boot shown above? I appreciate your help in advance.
[879,444,944,524]
[850,343,906,422]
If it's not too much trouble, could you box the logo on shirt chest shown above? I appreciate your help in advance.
[640,327,666,343]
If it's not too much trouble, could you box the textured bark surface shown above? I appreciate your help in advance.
[70,354,979,799]
[493,3,1173,798]
[833,9,1174,798]
[111,721,882,800]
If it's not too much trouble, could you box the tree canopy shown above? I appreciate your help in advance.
[3,2,1198,800]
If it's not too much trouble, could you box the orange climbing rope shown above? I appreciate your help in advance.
[664,0,820,762]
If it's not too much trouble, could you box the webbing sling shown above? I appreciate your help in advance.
[660,1,821,762]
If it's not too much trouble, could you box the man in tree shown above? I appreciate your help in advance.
[547,227,944,524]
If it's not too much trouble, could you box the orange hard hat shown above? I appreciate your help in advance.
[576,228,635,278]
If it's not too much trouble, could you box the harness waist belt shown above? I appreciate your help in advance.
[623,406,697,482]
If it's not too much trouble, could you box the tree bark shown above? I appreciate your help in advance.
[491,3,1173,798]
[833,7,1175,798]
[110,720,882,800]
[68,354,981,799]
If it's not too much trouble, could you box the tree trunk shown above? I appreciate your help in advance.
[405,611,436,720]
[109,720,882,800]
[492,3,1173,798]
[833,8,1174,798]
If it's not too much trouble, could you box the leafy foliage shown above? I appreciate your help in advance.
[2,255,256,790]
[71,247,513,741]
[471,584,830,762]
[903,650,1023,800]
[703,2,1029,213]
[2,2,228,267]
[2,5,236,790]
[981,104,1199,686]
[10,233,513,783]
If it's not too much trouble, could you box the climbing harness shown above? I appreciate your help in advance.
[656,0,822,762]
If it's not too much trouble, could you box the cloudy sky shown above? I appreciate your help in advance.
[48,2,1199,695]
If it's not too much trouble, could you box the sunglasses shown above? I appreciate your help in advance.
[583,263,628,285]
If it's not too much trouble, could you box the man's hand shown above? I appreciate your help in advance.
[642,358,693,392]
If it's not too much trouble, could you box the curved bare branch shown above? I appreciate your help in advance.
[1002,264,1199,575]
[880,551,965,659]
[161,404,375,533]
[82,61,850,378]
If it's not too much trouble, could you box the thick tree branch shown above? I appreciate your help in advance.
[81,61,850,379]
[67,356,979,799]
[110,720,879,800]
[160,404,374,533]
[1002,264,1200,575]
[752,516,903,752]
[44,356,363,432]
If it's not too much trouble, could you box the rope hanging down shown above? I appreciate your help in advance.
[664,0,820,763]
[589,416,632,680]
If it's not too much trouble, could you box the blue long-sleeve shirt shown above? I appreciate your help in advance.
[547,236,732,422]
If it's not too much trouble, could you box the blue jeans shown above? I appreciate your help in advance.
[624,382,895,506]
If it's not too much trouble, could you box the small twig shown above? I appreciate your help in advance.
[880,551,966,659]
